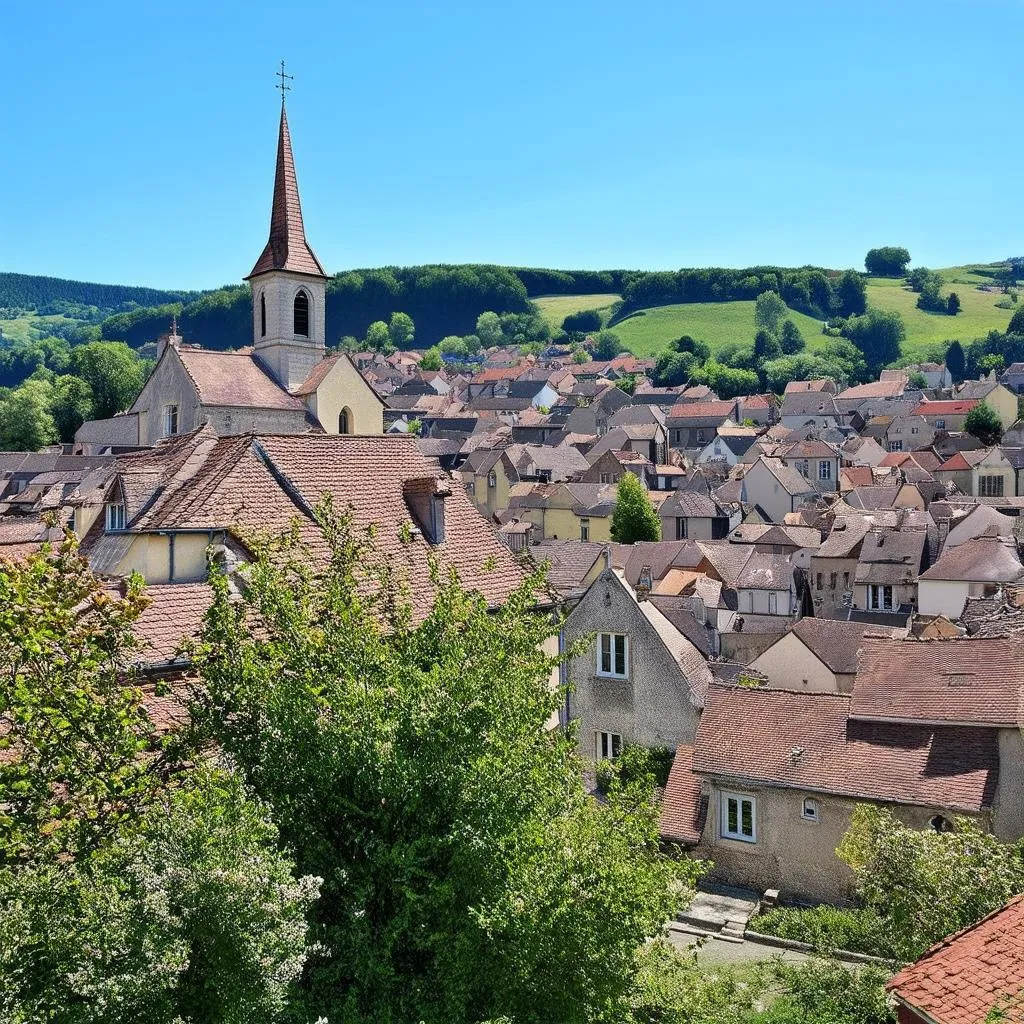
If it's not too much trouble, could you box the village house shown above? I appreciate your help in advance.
[460,449,519,519]
[739,457,818,523]
[917,534,1024,619]
[694,430,759,467]
[666,400,738,449]
[912,398,979,433]
[955,375,1020,430]
[934,447,1018,498]
[658,487,734,541]
[851,520,930,618]
[903,361,953,389]
[505,481,617,542]
[778,391,842,430]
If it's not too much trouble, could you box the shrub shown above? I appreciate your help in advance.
[753,905,899,960]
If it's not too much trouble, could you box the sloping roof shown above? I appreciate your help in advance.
[660,745,704,844]
[887,894,1024,1024]
[175,348,306,411]
[836,379,907,400]
[757,457,818,496]
[920,535,1024,583]
[789,618,904,675]
[528,540,606,596]
[913,400,979,416]
[666,400,737,422]
[851,636,1024,727]
[854,527,927,584]
[635,593,713,703]
[692,686,999,812]
[132,582,213,664]
[247,103,327,279]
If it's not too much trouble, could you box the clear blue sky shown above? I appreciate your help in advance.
[5,0,1022,290]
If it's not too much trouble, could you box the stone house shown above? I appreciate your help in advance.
[852,522,930,616]
[778,392,842,430]
[912,399,979,433]
[666,400,738,449]
[658,487,734,541]
[885,415,935,452]
[917,535,1024,619]
[695,431,759,467]
[903,361,952,389]
[562,569,712,759]
[736,393,779,426]
[934,447,1018,498]
[808,515,871,617]
[578,449,648,486]
[460,449,518,519]
[956,377,1020,430]
[774,439,841,493]
[505,481,617,542]
[739,457,818,523]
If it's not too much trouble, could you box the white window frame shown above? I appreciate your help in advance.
[676,517,688,540]
[597,632,628,678]
[867,583,894,611]
[596,731,622,760]
[818,460,832,481]
[105,502,126,532]
[579,518,590,542]
[721,792,757,843]
[487,472,497,488]
[979,475,1004,497]
[163,403,179,437]
[767,591,778,614]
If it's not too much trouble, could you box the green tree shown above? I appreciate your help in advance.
[834,270,867,317]
[754,329,782,361]
[754,290,787,335]
[1008,305,1024,334]
[964,401,1003,445]
[562,309,602,335]
[0,381,58,451]
[673,335,711,361]
[838,806,1024,961]
[841,309,905,375]
[865,246,911,277]
[780,319,805,354]
[947,292,961,316]
[593,330,628,360]
[68,341,145,420]
[907,371,928,390]
[653,350,696,387]
[945,340,966,382]
[611,472,662,543]
[364,320,393,353]
[50,374,94,441]
[439,335,469,357]
[388,311,415,349]
[419,346,442,371]
[476,310,504,347]
[615,373,638,395]
[193,507,690,1023]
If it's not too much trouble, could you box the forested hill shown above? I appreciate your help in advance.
[0,272,195,318]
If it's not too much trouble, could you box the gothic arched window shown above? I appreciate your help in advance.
[293,290,309,337]
[260,292,267,337]
[339,407,352,435]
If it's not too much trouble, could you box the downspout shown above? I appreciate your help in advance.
[168,533,175,582]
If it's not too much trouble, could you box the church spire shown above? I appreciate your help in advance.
[247,74,327,281]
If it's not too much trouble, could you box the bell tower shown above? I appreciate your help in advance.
[246,66,327,391]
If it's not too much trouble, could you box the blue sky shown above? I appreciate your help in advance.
[5,0,1022,289]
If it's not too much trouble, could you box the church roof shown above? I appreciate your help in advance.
[175,347,306,411]
[247,103,327,280]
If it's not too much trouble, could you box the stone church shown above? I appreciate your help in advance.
[75,100,383,452]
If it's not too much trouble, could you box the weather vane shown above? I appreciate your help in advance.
[276,60,293,103]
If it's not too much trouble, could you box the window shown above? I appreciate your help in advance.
[721,792,756,842]
[816,572,823,590]
[105,503,126,532]
[867,584,894,611]
[911,425,919,435]
[596,731,622,760]
[598,633,628,678]
[842,571,850,589]
[293,290,310,337]
[768,591,778,614]
[696,430,706,443]
[818,460,832,481]
[600,473,610,484]
[979,475,1004,497]
[488,472,497,488]
[676,517,688,540]
[580,518,590,542]
[673,430,682,444]
[260,292,267,337]
[936,419,946,430]
[163,404,179,437]
[829,572,837,590]
[797,459,809,477]
[339,407,351,435]
[802,797,819,822]
[887,441,903,452]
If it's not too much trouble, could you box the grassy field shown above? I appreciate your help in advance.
[609,301,827,358]
[533,293,620,330]
[866,270,1016,361]
[0,313,81,344]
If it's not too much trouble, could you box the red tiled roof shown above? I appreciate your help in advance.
[660,745,704,844]
[837,379,907,399]
[247,104,327,279]
[937,451,973,471]
[175,348,306,411]
[667,400,737,420]
[887,894,1024,1024]
[692,686,998,812]
[472,366,525,383]
[851,636,1024,727]
[132,582,213,665]
[913,400,979,416]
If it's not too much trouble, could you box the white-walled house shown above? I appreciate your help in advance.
[917,535,1024,618]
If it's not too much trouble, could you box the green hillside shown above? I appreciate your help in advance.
[609,301,827,357]
[533,293,620,329]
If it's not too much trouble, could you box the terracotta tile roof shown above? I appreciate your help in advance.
[919,535,1024,583]
[666,400,737,422]
[851,636,1024,727]
[840,466,875,489]
[131,582,213,665]
[692,686,999,812]
[472,366,526,384]
[528,540,606,596]
[660,745,704,843]
[913,400,979,417]
[854,527,927,585]
[247,104,327,279]
[789,617,905,675]
[175,348,306,411]
[784,379,833,394]
[837,379,907,400]
[887,894,1024,1024]
[290,353,341,396]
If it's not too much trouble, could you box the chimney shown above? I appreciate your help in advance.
[403,476,450,545]
[636,564,653,602]
[157,315,182,360]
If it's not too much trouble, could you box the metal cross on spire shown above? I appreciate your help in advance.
[276,60,293,104]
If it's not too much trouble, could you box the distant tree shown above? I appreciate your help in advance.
[439,335,469,357]
[388,311,415,349]
[835,270,868,317]
[572,348,590,364]
[475,310,504,347]
[754,290,787,335]
[1008,305,1024,334]
[68,341,145,420]
[689,360,760,400]
[615,374,638,395]
[338,335,360,352]
[978,353,1006,375]
[364,320,393,353]
[406,417,423,435]
[864,246,911,276]
[907,371,928,390]
[419,346,442,371]
[964,401,1003,445]
[652,351,695,387]
[672,335,711,361]
[611,472,661,543]
[946,292,961,316]
[462,333,482,355]
[779,319,806,354]
[945,340,966,382]
[50,374,94,441]
[907,267,942,294]
[753,329,782,361]
[841,309,905,376]
[593,330,628,360]
[562,309,602,335]
[0,381,59,451]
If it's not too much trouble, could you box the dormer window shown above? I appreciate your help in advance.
[105,503,126,532]
[293,289,310,337]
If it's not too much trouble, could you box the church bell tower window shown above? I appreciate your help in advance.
[293,290,309,338]
[260,292,267,337]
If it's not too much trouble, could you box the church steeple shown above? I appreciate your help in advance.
[248,69,328,392]
[246,98,327,281]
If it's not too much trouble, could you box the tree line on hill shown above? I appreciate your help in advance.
[0,272,193,317]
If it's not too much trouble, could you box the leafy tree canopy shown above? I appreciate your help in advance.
[611,472,663,544]
[945,339,966,381]
[840,309,905,376]
[562,309,602,335]
[593,330,629,361]
[754,290,787,335]
[389,310,415,348]
[964,401,1003,445]
[865,246,911,277]
[68,341,146,420]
